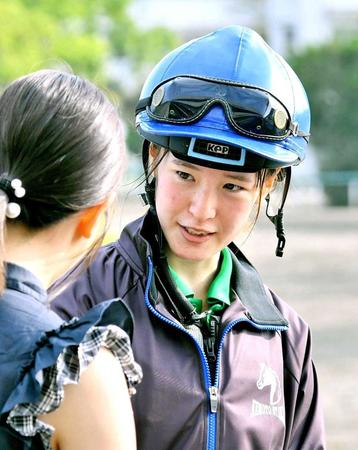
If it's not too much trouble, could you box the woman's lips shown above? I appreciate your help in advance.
[179,225,214,243]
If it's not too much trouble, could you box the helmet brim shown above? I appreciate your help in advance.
[137,108,305,167]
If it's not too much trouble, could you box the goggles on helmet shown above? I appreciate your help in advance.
[136,76,310,142]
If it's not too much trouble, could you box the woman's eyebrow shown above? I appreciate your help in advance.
[171,158,198,170]
[172,157,255,183]
[226,173,255,183]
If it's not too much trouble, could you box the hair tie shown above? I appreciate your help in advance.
[0,175,26,219]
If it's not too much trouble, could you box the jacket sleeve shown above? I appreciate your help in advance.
[50,245,120,320]
[270,290,326,450]
[285,328,326,450]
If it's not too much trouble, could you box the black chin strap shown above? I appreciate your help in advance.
[140,140,156,209]
[265,167,291,257]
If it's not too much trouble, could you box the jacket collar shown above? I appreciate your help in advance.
[5,262,47,305]
[227,244,288,328]
[116,208,163,274]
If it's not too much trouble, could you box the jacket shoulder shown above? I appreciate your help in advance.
[268,288,313,381]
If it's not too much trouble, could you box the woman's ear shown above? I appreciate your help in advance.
[148,143,164,180]
[149,143,160,159]
[76,202,108,239]
[148,143,161,168]
[263,170,280,197]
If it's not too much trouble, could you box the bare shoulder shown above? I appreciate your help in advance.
[40,348,136,450]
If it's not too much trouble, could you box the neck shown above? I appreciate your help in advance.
[166,251,220,308]
[5,220,87,288]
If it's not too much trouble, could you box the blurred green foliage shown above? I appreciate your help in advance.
[0,0,179,153]
[290,38,358,173]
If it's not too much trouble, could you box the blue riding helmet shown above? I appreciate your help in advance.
[136,25,310,171]
[136,26,310,256]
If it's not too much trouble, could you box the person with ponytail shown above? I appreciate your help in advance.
[0,70,142,450]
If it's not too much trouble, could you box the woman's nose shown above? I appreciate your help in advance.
[188,187,216,221]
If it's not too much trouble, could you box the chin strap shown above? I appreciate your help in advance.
[140,140,155,207]
[139,139,167,256]
[140,177,156,210]
[265,167,291,257]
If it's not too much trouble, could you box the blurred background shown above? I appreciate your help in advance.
[0,0,357,448]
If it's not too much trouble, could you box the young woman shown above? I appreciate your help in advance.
[0,70,142,450]
[53,26,326,449]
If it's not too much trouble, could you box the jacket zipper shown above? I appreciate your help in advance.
[144,257,288,450]
[145,257,218,449]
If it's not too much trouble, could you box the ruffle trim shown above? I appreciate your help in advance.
[7,324,142,450]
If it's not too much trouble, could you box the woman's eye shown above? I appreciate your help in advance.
[224,183,242,192]
[176,171,193,181]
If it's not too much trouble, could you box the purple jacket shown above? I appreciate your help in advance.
[52,211,326,450]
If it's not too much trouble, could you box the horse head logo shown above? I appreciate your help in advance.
[256,363,282,406]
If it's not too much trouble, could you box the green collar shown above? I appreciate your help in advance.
[168,247,232,315]
[207,247,232,306]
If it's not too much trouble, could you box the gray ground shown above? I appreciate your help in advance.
[118,197,358,449]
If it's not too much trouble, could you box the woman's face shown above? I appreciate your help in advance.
[152,149,260,267]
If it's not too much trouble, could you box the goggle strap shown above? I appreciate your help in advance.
[136,97,150,115]
[289,121,310,140]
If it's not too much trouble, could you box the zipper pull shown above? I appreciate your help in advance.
[205,336,216,362]
[209,386,218,413]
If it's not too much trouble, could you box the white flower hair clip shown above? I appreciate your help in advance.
[0,176,26,219]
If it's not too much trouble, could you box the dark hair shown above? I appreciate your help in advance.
[0,69,125,291]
